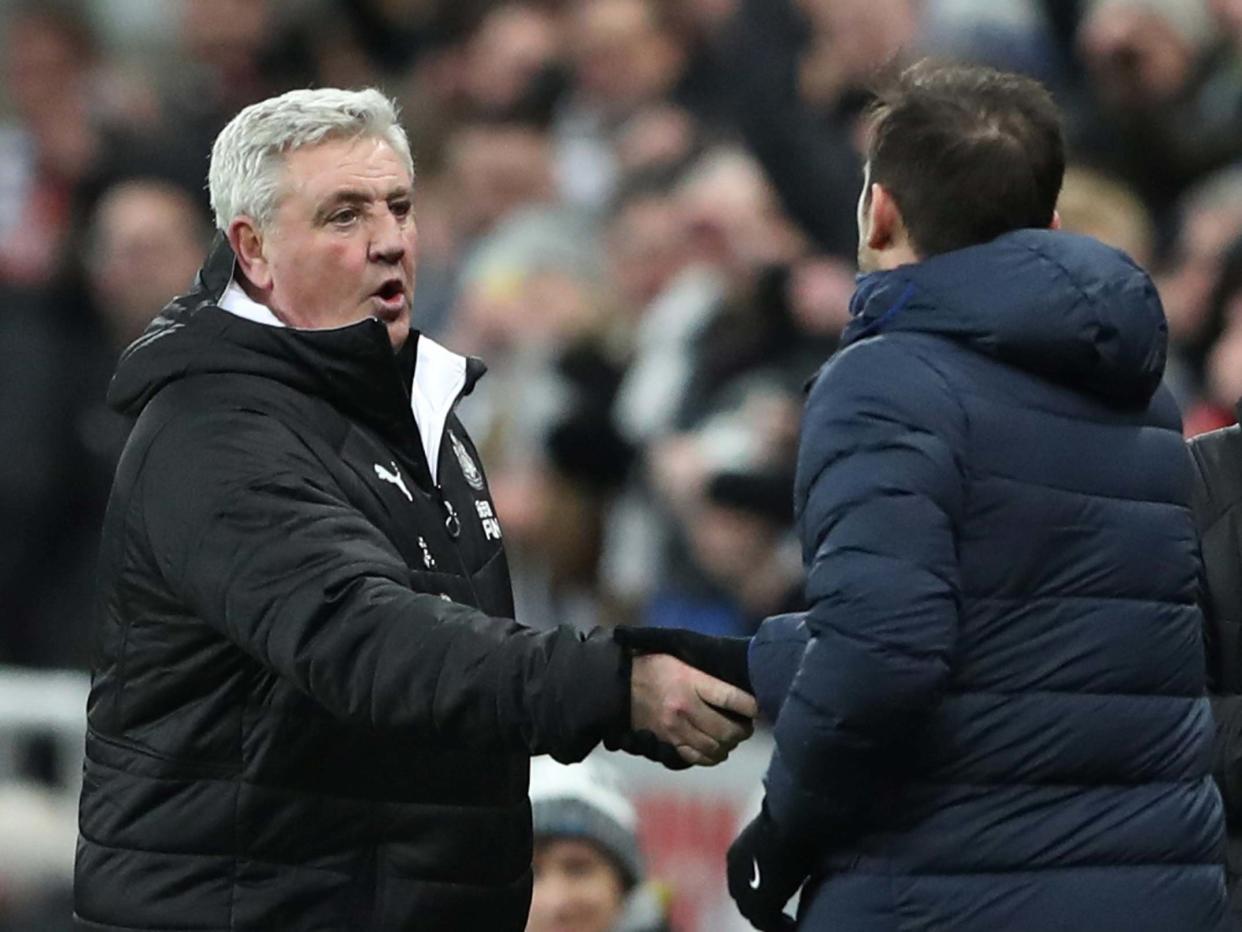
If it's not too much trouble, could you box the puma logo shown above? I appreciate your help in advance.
[374,461,412,502]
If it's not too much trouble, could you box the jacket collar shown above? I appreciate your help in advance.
[839,230,1167,406]
[111,235,488,477]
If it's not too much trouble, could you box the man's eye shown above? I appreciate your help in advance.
[391,200,412,219]
[330,208,358,225]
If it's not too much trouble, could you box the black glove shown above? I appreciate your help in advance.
[599,644,691,771]
[727,804,812,931]
[613,625,752,693]
[602,727,692,771]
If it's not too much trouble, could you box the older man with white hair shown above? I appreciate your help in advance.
[73,87,756,931]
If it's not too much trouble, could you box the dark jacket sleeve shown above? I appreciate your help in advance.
[1188,434,1242,828]
[137,407,628,763]
[748,612,810,723]
[762,337,966,842]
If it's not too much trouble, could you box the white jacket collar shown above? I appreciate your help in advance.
[217,277,468,484]
[218,277,287,328]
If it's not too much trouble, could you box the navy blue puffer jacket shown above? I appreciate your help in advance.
[750,230,1228,931]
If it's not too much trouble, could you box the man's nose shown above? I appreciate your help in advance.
[369,211,406,263]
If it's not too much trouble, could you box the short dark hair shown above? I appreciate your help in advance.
[865,60,1065,258]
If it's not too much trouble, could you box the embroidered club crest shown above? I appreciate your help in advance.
[448,430,485,491]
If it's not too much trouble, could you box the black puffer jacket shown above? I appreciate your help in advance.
[74,239,631,930]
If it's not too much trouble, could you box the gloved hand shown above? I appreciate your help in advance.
[727,803,813,931]
[613,625,752,694]
[602,726,692,770]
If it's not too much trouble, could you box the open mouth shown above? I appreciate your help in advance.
[371,280,407,318]
[375,280,404,302]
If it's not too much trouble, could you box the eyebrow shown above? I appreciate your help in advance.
[313,186,413,223]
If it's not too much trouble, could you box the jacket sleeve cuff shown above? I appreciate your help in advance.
[749,613,810,722]
[764,747,861,846]
[543,627,630,763]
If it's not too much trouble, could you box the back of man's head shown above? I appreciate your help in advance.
[865,61,1065,258]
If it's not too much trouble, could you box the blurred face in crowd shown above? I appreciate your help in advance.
[1078,3,1198,106]
[448,124,554,236]
[1158,201,1242,343]
[229,135,417,349]
[570,0,683,115]
[3,11,90,119]
[528,838,627,932]
[182,0,269,78]
[88,182,209,344]
[607,193,690,308]
[462,4,560,114]
[796,0,920,107]
[1213,0,1242,44]
[678,149,804,276]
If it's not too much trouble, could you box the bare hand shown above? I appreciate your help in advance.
[630,654,758,766]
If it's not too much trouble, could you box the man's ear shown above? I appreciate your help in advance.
[1050,209,1062,231]
[227,217,272,292]
[866,183,902,251]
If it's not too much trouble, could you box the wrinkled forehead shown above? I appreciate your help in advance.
[277,135,412,202]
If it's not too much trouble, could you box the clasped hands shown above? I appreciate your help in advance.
[613,626,810,929]
[616,626,758,767]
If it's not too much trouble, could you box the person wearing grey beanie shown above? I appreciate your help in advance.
[527,757,671,932]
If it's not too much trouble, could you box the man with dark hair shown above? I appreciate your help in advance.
[863,62,1064,257]
[725,60,1228,931]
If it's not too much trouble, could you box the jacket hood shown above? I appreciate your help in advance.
[842,230,1168,406]
[108,235,485,427]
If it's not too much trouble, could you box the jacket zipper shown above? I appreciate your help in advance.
[425,386,480,607]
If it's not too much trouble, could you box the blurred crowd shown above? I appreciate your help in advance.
[4,0,1242,675]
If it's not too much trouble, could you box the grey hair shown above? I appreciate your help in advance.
[208,87,414,231]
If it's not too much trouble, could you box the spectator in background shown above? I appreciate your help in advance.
[795,0,922,112]
[0,178,208,671]
[147,0,321,206]
[528,756,670,932]
[456,3,564,123]
[1157,165,1242,407]
[717,0,871,260]
[730,60,1227,931]
[684,468,804,631]
[1216,0,1242,47]
[555,0,691,209]
[1073,0,1242,223]
[605,147,815,635]
[0,1,104,287]
[1184,238,1242,435]
[0,282,77,668]
[84,180,213,349]
[1056,164,1156,268]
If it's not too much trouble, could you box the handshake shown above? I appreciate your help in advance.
[612,621,811,930]
[610,626,758,769]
